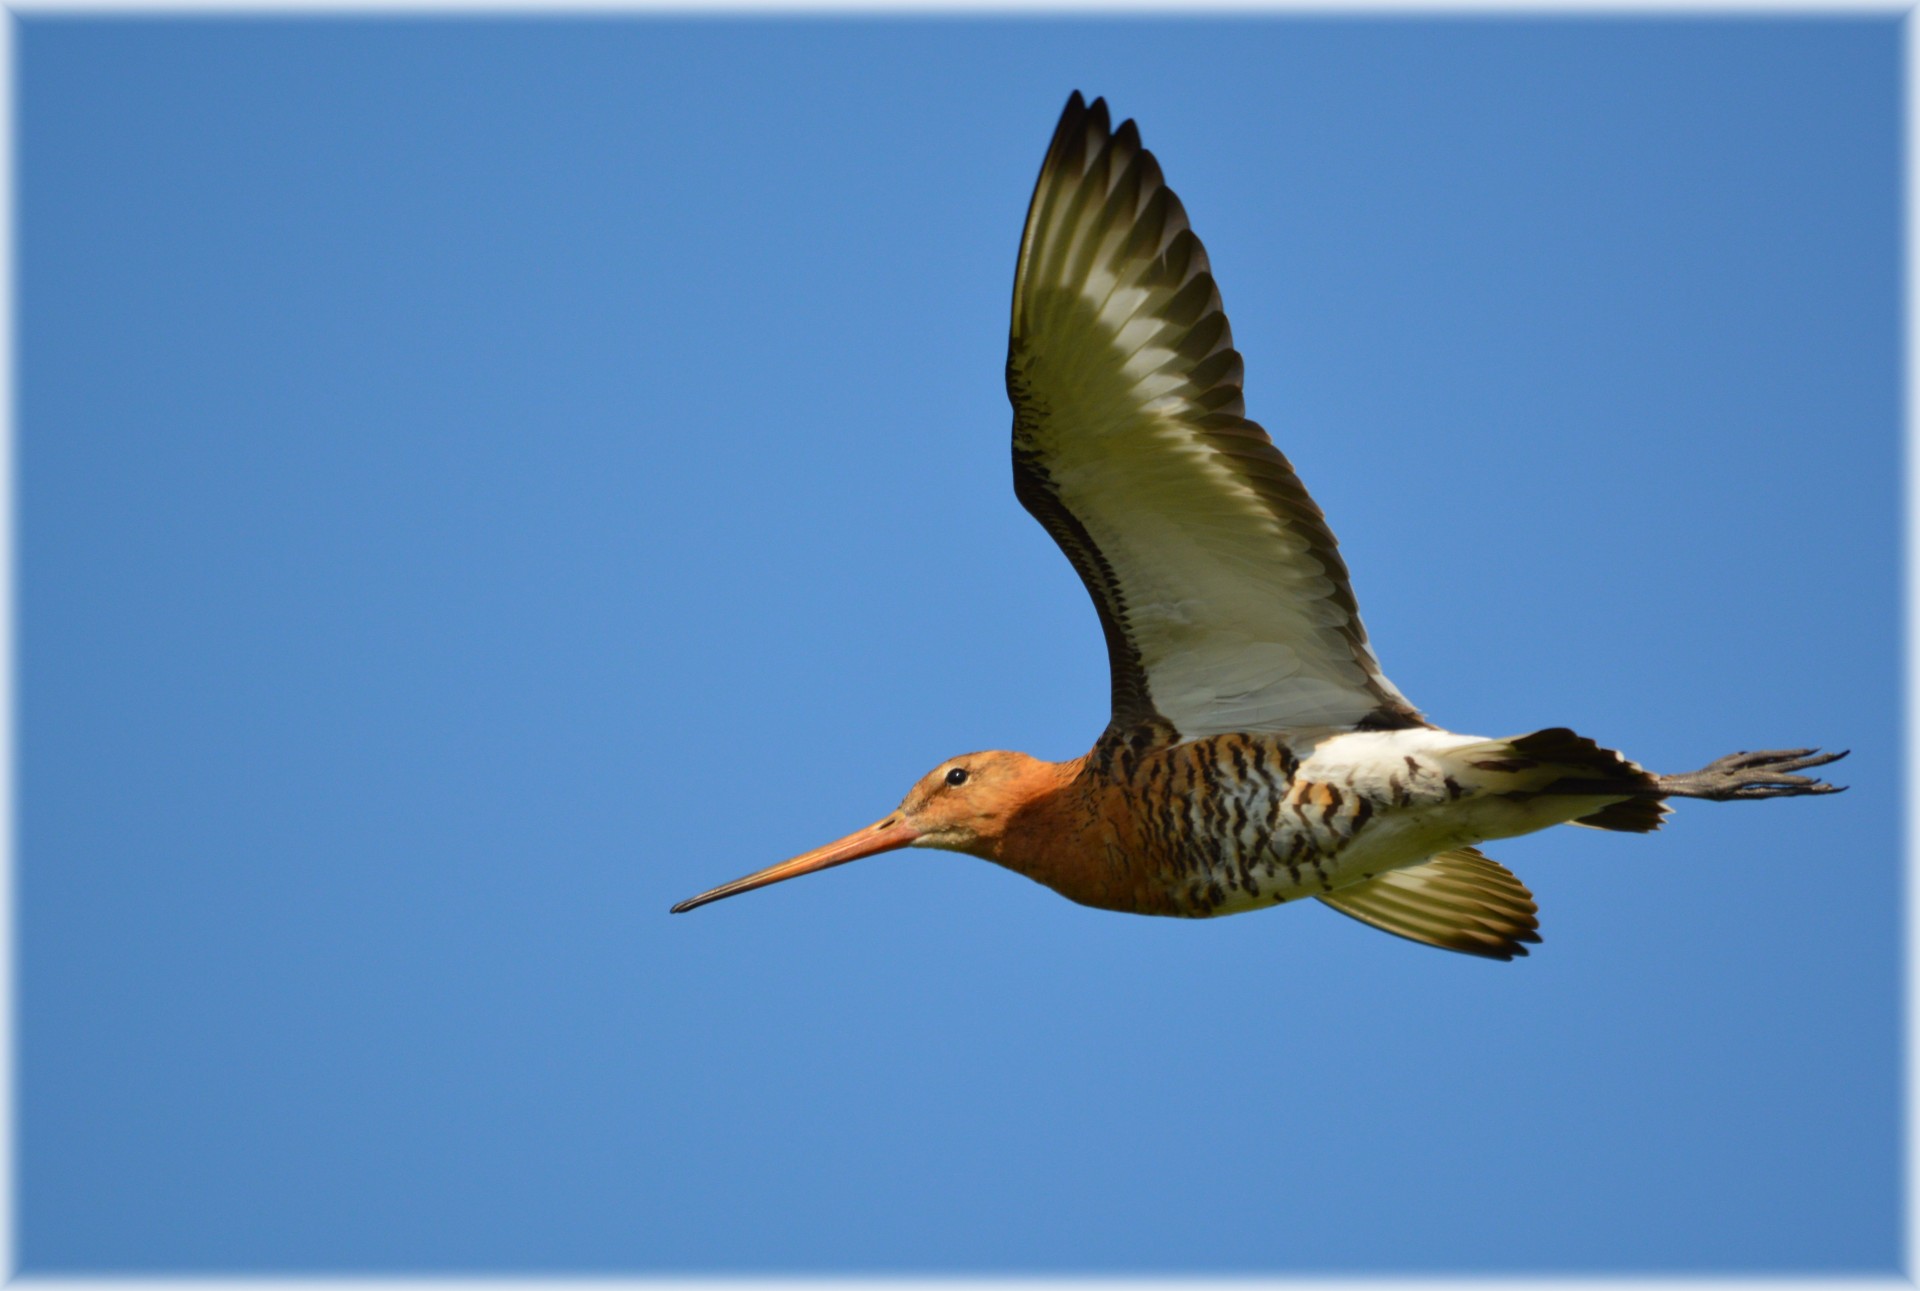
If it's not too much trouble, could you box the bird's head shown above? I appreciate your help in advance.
[670,749,1063,913]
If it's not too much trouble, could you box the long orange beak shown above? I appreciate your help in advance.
[669,818,919,914]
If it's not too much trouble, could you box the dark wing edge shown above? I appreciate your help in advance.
[1008,92,1161,729]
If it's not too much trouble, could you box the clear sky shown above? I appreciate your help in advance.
[18,14,1901,1274]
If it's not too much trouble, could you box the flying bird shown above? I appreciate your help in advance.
[672,92,1845,958]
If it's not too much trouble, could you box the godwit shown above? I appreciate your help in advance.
[671,92,1845,959]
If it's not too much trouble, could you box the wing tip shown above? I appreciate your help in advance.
[1051,89,1093,148]
[1049,90,1131,165]
[1055,89,1087,140]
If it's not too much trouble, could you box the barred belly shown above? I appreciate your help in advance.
[1124,729,1485,917]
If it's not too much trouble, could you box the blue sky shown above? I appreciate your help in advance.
[18,15,1901,1273]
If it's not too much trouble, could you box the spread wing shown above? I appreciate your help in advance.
[1007,93,1421,740]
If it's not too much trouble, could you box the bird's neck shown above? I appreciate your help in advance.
[978,752,1152,910]
[958,754,1079,863]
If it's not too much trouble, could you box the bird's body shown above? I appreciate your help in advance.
[672,93,1844,958]
[911,726,1652,923]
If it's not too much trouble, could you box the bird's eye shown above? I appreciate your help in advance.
[946,767,969,787]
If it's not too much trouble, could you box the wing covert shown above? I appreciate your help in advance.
[1008,92,1420,739]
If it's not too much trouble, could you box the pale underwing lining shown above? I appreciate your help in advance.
[1007,91,1422,740]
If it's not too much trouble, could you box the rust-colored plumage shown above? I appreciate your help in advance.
[670,93,1845,959]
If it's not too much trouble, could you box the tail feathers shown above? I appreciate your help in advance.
[1573,796,1669,833]
[1462,726,1668,834]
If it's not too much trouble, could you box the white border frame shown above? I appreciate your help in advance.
[0,5,1905,1286]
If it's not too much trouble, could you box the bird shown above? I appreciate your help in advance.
[670,91,1846,959]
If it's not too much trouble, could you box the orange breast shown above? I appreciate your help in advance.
[989,730,1326,916]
